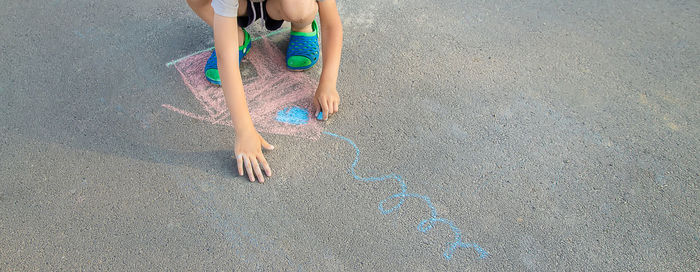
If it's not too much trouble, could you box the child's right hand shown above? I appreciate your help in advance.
[234,128,274,183]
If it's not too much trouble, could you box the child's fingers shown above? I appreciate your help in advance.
[236,154,244,176]
[258,155,271,177]
[322,99,330,120]
[326,99,333,115]
[330,100,337,114]
[313,97,321,115]
[244,155,255,182]
[251,157,264,183]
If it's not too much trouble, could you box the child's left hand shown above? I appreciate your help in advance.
[313,83,339,120]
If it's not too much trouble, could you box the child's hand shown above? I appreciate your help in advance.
[234,128,274,183]
[313,83,340,120]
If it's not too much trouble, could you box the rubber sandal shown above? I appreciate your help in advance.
[286,20,319,71]
[204,27,252,85]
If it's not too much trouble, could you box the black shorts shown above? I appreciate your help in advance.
[237,0,284,31]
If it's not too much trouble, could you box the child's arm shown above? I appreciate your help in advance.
[213,14,274,183]
[315,0,343,120]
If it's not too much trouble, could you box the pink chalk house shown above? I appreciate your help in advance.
[163,38,323,140]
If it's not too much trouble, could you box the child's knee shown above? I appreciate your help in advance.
[278,0,317,23]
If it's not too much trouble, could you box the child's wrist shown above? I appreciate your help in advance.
[234,123,256,134]
[320,74,337,83]
[317,78,336,90]
[232,115,256,134]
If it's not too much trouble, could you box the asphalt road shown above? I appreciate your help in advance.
[1,0,699,270]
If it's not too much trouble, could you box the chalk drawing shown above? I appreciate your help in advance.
[163,29,487,263]
[323,131,489,260]
[163,37,323,140]
[276,106,310,125]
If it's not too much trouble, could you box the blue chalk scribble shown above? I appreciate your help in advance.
[276,106,310,125]
[323,131,489,260]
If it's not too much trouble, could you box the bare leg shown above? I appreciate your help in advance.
[186,0,248,45]
[265,0,318,33]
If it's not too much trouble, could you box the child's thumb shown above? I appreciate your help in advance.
[261,137,275,151]
[312,99,320,115]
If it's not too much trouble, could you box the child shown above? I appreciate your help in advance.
[186,0,343,183]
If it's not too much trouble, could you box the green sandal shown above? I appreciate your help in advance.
[204,28,252,85]
[286,20,320,71]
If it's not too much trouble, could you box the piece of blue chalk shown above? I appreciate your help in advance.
[317,111,323,120]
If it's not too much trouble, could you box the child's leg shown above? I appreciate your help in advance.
[193,0,253,85]
[186,0,215,26]
[265,0,318,33]
[265,0,320,70]
[186,0,247,45]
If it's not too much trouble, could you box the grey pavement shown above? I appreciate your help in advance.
[1,0,699,270]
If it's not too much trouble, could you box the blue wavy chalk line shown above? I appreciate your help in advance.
[323,131,489,260]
